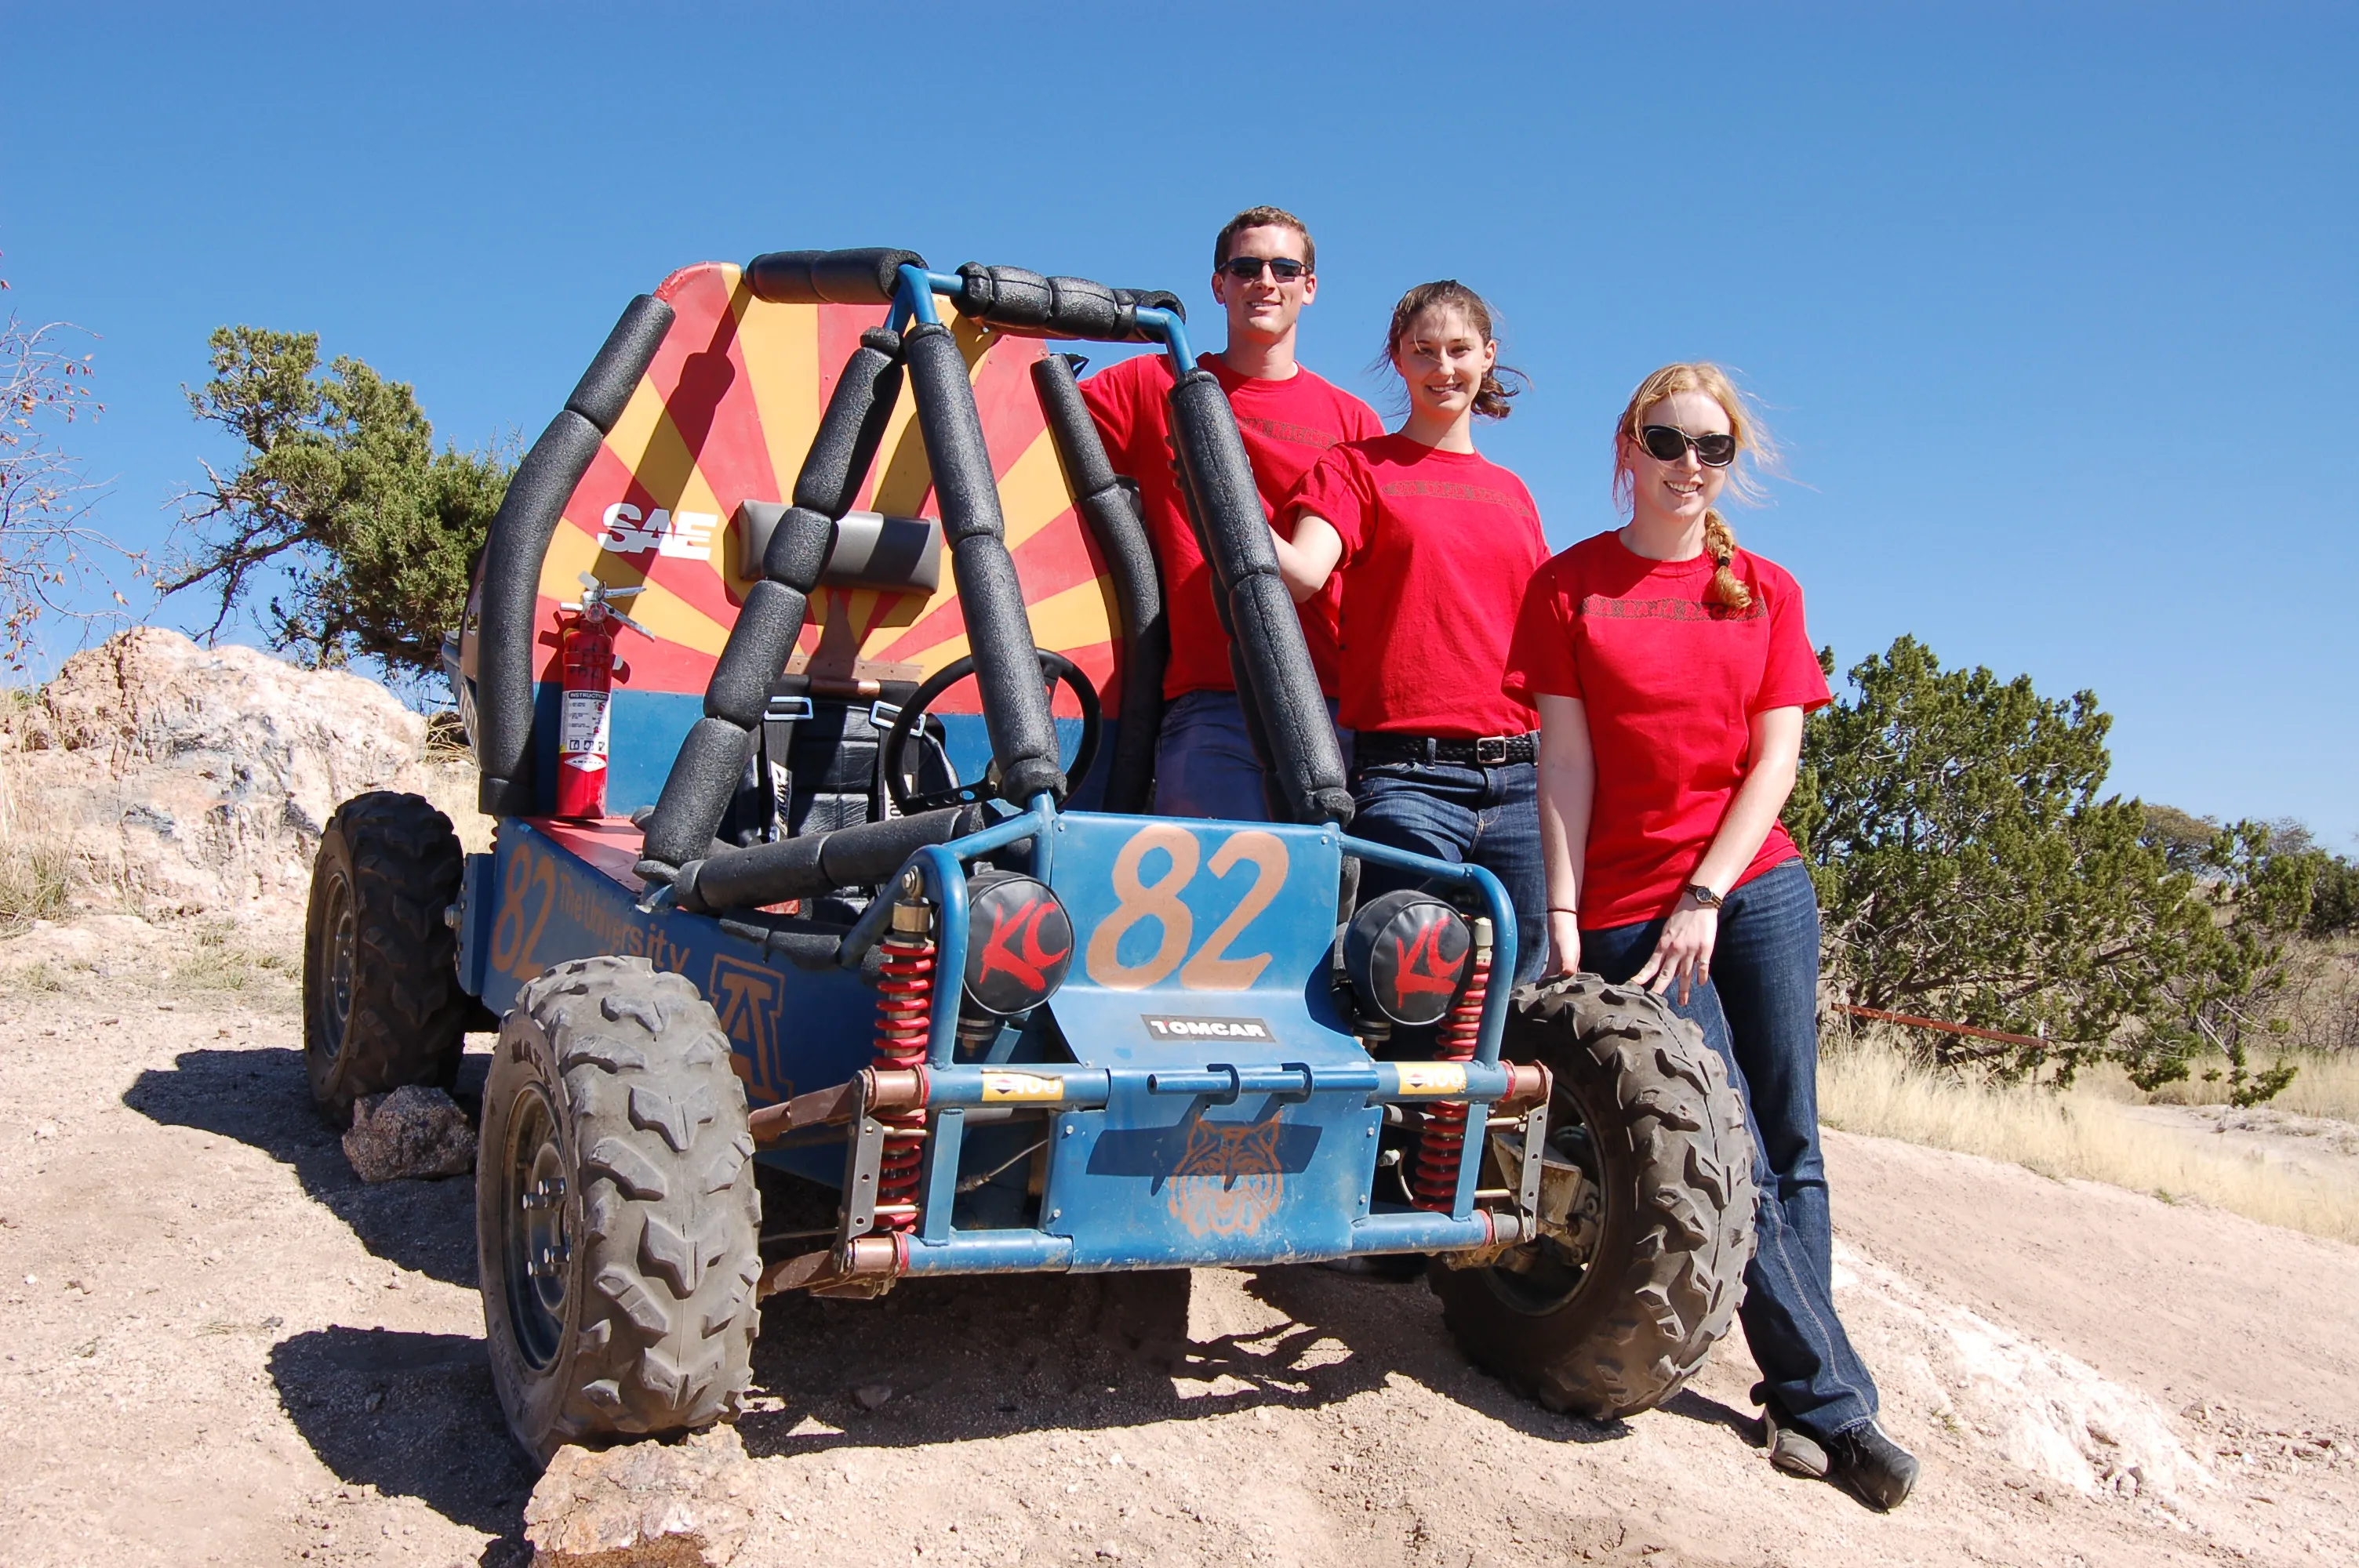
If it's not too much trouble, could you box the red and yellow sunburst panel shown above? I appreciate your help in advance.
[533,263,1125,812]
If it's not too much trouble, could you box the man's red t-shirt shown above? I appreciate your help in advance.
[1285,434,1548,738]
[1080,353,1383,700]
[1501,530,1834,930]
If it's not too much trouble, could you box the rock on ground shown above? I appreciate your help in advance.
[2,627,425,917]
[526,1426,757,1567]
[342,1085,478,1182]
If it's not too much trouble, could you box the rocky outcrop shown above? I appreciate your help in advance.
[1,629,426,917]
[342,1086,477,1181]
[525,1426,757,1567]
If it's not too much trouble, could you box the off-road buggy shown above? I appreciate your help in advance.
[301,246,1757,1461]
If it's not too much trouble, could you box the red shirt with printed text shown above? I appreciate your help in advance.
[1285,434,1549,737]
[1081,352,1382,699]
[1501,530,1833,929]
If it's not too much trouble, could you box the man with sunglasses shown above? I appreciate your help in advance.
[1081,205,1382,820]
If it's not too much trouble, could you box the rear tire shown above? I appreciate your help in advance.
[478,956,762,1465]
[1430,974,1757,1418]
[303,791,471,1123]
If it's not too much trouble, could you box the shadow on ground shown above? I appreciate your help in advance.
[120,1043,493,1286]
[267,1326,533,1561]
[186,1052,1752,1549]
[733,1258,1743,1458]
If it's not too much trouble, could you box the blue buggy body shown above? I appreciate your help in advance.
[460,804,1529,1282]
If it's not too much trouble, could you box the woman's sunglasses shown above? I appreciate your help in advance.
[1218,256,1310,283]
[1638,425,1737,466]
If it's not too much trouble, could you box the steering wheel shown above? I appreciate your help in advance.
[881,648,1102,815]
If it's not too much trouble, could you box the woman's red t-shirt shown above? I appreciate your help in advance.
[1287,434,1547,738]
[1501,530,1832,929]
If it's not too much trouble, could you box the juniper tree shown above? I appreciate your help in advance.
[1789,635,2317,1099]
[162,326,511,680]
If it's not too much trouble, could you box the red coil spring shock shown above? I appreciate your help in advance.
[1412,917,1492,1211]
[871,896,936,1229]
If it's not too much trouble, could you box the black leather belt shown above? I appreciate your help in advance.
[1354,731,1539,767]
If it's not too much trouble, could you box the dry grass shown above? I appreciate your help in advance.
[2075,1050,2359,1124]
[170,920,296,992]
[5,960,66,993]
[0,740,75,932]
[1820,1033,2359,1246]
[0,838,74,933]
[420,757,496,855]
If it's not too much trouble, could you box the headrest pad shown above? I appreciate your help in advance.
[732,503,943,593]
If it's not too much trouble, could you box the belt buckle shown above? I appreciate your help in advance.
[869,699,904,730]
[766,696,815,722]
[1474,735,1510,766]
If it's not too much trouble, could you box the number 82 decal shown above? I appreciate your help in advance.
[1081,825,1290,990]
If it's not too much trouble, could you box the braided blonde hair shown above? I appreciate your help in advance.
[1611,362,1779,613]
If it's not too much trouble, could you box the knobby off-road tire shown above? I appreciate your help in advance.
[303,790,471,1123]
[1431,973,1757,1419]
[478,956,761,1465]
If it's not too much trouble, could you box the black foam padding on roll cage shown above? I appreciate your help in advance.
[565,294,674,431]
[1166,370,1354,828]
[703,580,809,727]
[476,410,605,815]
[1116,288,1186,321]
[744,248,928,306]
[1030,354,1165,813]
[642,717,759,866]
[1165,411,1288,820]
[795,328,904,519]
[952,264,1185,344]
[674,805,980,913]
[903,322,1067,807]
[636,333,903,869]
[478,293,675,815]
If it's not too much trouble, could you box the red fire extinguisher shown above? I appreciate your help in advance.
[553,572,648,820]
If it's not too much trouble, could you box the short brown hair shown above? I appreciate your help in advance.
[1213,206,1315,273]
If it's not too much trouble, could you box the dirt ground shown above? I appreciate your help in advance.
[1,913,2354,1568]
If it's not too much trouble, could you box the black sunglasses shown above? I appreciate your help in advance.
[1638,424,1737,467]
[1218,256,1310,283]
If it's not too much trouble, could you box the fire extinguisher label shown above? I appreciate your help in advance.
[562,688,611,767]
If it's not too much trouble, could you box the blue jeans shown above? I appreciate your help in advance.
[1580,858,1879,1442]
[1153,690,1350,823]
[1347,756,1549,985]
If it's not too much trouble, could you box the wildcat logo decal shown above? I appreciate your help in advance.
[1165,1118,1287,1237]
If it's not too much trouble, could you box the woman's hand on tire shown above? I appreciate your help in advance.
[1545,911,1583,977]
[1633,902,1717,1005]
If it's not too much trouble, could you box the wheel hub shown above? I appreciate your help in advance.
[502,1086,570,1370]
[1479,1101,1604,1313]
[319,873,356,1058]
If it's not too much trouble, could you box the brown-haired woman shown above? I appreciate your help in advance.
[1270,281,1552,982]
[1501,362,1917,1509]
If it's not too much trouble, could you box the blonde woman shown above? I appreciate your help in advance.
[1500,365,1917,1509]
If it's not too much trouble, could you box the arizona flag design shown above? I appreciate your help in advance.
[530,262,1128,811]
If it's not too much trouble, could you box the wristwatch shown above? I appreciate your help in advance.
[1684,883,1725,909]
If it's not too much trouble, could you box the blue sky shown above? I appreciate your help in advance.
[7,3,2354,842]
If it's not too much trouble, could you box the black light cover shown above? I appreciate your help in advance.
[1343,891,1471,1026]
[961,870,1075,1017]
